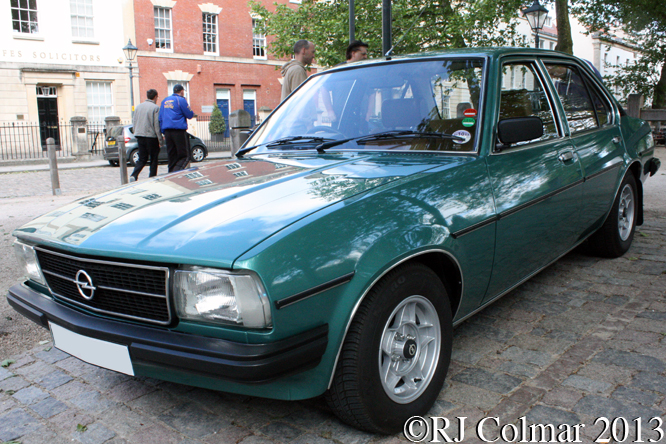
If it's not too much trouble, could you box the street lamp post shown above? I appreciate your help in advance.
[522,0,549,49]
[122,39,138,118]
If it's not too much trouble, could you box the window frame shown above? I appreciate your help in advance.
[493,58,564,153]
[11,0,39,34]
[252,18,266,60]
[202,12,218,55]
[154,6,173,53]
[70,0,94,39]
[86,81,114,124]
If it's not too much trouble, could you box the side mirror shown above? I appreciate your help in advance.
[496,116,544,151]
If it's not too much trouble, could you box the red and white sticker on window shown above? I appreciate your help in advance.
[463,109,477,117]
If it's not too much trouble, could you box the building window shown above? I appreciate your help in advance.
[86,81,113,123]
[154,7,172,51]
[11,0,39,34]
[70,0,93,38]
[252,18,266,59]
[203,12,217,54]
[167,80,189,102]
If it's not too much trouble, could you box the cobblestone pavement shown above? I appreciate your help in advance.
[1,161,665,444]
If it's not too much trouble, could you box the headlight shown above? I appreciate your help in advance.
[174,267,272,328]
[13,241,46,286]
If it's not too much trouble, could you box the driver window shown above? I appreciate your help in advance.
[499,62,559,145]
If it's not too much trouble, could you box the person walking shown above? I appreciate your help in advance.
[129,89,163,182]
[159,84,194,172]
[280,40,315,101]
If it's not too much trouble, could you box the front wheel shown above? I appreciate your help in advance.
[129,149,140,167]
[325,263,452,434]
[588,173,638,257]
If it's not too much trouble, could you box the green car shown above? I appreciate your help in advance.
[8,48,660,434]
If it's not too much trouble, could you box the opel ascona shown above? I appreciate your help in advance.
[8,48,660,434]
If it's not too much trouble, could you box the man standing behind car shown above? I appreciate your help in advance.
[159,84,194,172]
[130,89,163,182]
[280,40,315,101]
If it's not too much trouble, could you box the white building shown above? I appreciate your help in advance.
[0,0,137,129]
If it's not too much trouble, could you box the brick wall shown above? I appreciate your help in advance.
[133,0,304,119]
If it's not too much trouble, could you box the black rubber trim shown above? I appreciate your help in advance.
[275,272,355,309]
[500,178,585,219]
[584,163,622,182]
[451,216,499,239]
[7,283,328,384]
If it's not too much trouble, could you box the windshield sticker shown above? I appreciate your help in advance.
[463,109,477,117]
[452,130,471,144]
[462,118,475,127]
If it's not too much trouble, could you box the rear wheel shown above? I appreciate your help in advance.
[588,173,637,257]
[325,262,452,434]
[191,146,206,162]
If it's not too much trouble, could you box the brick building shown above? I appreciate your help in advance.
[134,0,302,137]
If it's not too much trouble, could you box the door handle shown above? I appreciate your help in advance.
[558,151,574,163]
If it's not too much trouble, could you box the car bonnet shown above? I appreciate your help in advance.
[13,153,448,268]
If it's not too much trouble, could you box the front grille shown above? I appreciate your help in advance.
[36,248,171,325]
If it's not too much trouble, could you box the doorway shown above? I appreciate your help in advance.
[216,88,231,137]
[37,86,61,149]
[243,89,257,128]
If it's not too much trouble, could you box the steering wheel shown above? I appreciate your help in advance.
[305,126,345,139]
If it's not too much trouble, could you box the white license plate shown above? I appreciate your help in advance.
[50,322,134,376]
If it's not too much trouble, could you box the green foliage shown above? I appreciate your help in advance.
[209,105,226,135]
[249,0,528,68]
[76,424,88,433]
[571,0,666,107]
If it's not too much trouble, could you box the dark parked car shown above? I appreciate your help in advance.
[654,127,665,145]
[9,48,660,434]
[104,124,208,166]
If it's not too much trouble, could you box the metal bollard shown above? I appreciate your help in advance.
[118,138,129,185]
[46,138,61,196]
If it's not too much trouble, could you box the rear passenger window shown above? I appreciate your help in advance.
[499,62,559,145]
[545,64,599,133]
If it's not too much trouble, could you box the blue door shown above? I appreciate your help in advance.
[243,99,256,128]
[216,99,230,137]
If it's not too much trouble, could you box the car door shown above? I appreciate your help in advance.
[483,59,584,302]
[542,61,626,239]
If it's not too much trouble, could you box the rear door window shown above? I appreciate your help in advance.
[544,64,599,133]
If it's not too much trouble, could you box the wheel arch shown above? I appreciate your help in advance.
[327,248,463,389]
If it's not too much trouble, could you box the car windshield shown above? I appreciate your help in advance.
[245,58,485,154]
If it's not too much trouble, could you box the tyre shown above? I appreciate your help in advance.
[129,149,139,167]
[108,160,119,167]
[325,262,452,434]
[191,146,206,162]
[588,173,637,258]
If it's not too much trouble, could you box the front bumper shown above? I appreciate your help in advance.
[8,283,328,384]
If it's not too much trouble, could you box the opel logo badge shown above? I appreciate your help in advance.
[74,270,96,300]
[409,343,417,356]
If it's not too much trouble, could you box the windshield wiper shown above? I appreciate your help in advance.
[315,130,465,153]
[236,135,334,158]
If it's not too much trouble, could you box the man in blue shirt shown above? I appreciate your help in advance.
[159,84,194,172]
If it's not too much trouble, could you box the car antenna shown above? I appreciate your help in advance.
[385,5,427,59]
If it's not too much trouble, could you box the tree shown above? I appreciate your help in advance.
[554,0,573,54]
[249,0,528,68]
[209,105,226,135]
[571,0,666,107]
